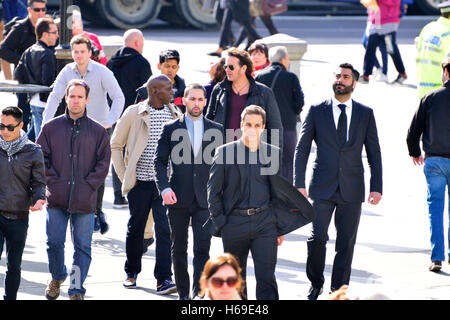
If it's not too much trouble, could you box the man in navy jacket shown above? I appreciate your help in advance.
[154,83,223,299]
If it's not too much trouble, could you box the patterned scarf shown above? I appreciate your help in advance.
[0,130,29,157]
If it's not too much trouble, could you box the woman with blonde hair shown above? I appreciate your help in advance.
[199,253,245,300]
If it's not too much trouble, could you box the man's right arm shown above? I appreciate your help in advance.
[0,25,22,64]
[293,107,315,191]
[110,107,133,182]
[42,68,69,125]
[406,96,427,159]
[36,125,59,184]
[205,86,219,120]
[207,146,227,232]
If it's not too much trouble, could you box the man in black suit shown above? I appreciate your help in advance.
[154,83,223,300]
[207,105,314,300]
[294,63,383,300]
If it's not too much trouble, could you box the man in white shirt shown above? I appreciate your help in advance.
[294,63,383,300]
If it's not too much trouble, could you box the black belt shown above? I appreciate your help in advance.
[232,205,270,216]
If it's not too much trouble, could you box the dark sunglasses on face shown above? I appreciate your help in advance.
[210,276,238,288]
[32,7,46,12]
[0,121,22,132]
[224,64,236,71]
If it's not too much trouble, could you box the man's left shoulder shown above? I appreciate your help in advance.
[204,117,223,130]
[261,141,281,153]
[353,100,373,113]
[87,117,108,133]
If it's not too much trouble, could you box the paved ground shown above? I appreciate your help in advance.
[0,16,449,301]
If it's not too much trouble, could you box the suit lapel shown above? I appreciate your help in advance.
[236,140,247,195]
[323,100,339,144]
[346,101,361,146]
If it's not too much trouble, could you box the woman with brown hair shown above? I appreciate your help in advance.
[199,253,245,300]
[204,57,226,109]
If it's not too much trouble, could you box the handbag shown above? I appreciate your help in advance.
[261,0,288,16]
[250,0,264,17]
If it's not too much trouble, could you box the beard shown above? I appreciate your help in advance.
[187,107,203,118]
[333,83,354,95]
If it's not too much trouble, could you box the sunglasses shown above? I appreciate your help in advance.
[223,65,237,71]
[210,276,238,288]
[32,7,46,12]
[0,121,22,132]
[47,31,58,35]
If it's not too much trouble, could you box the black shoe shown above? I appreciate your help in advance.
[113,197,128,209]
[179,295,190,300]
[207,51,221,57]
[97,211,109,235]
[142,237,154,254]
[307,286,323,300]
[429,261,442,272]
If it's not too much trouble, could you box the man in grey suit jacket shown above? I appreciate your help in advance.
[294,63,383,300]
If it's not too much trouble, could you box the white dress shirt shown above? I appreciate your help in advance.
[331,96,353,142]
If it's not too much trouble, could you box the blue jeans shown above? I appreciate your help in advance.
[424,157,450,262]
[30,105,44,139]
[46,208,95,296]
[0,215,28,300]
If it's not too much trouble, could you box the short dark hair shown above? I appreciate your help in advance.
[65,79,91,98]
[184,83,206,98]
[28,0,47,8]
[2,106,23,122]
[339,63,360,81]
[443,61,450,74]
[228,48,254,78]
[70,34,92,51]
[159,49,180,64]
[248,42,269,59]
[241,105,266,125]
[36,17,55,40]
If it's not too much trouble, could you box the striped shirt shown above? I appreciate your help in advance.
[136,105,173,181]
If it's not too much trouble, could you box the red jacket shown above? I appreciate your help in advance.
[37,110,111,214]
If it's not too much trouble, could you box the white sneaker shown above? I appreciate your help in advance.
[376,73,389,83]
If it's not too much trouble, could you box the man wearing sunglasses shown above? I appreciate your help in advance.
[0,0,47,140]
[206,48,283,148]
[0,106,47,300]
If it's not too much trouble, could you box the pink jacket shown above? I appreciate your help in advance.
[369,0,401,25]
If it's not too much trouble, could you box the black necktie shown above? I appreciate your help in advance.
[337,104,347,146]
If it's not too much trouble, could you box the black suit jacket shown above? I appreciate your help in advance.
[154,115,223,209]
[205,140,314,237]
[294,99,382,203]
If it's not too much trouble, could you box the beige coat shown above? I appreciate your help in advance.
[111,101,182,196]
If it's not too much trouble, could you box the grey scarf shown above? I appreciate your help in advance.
[0,130,29,158]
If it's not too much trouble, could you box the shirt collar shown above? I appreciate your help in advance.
[185,113,203,123]
[332,96,353,109]
[69,60,94,73]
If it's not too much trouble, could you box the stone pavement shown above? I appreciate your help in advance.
[0,21,449,301]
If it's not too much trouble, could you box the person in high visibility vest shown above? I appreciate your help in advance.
[416,1,450,99]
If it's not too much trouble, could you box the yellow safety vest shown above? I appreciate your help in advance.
[416,17,450,99]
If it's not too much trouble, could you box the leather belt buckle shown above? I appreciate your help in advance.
[247,208,257,216]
